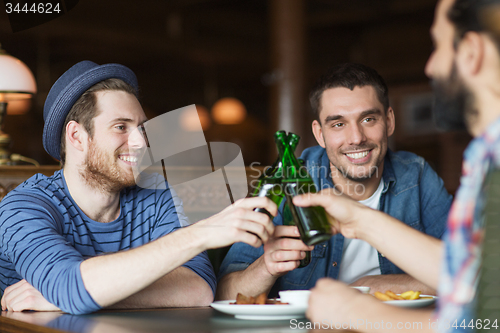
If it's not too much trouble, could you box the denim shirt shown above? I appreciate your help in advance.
[219,146,452,297]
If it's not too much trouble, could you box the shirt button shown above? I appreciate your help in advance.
[381,253,385,257]
[332,262,337,267]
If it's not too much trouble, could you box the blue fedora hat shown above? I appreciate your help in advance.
[43,60,139,160]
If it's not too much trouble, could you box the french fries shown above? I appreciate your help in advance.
[374,290,424,301]
[385,291,405,300]
[232,292,288,305]
[374,292,394,301]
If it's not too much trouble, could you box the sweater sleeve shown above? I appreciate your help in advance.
[0,191,100,314]
[150,184,217,295]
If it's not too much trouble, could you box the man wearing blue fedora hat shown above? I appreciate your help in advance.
[0,61,277,315]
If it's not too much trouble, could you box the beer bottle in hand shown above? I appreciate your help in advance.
[278,132,332,246]
[279,133,311,267]
[251,130,288,218]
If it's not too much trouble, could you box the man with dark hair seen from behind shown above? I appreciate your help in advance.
[216,63,452,300]
[0,61,277,314]
[294,0,500,331]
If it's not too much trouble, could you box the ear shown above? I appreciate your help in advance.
[65,121,88,153]
[312,120,326,148]
[456,31,485,77]
[386,107,395,137]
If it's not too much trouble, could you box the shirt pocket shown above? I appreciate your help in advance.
[281,244,327,287]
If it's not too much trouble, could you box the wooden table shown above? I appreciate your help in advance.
[0,307,313,333]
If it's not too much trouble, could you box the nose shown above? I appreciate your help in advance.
[128,125,147,149]
[425,51,435,79]
[346,123,366,146]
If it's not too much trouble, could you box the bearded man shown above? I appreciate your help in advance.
[293,0,500,331]
[216,63,452,300]
[0,61,277,315]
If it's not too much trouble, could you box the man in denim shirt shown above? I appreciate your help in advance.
[216,63,452,300]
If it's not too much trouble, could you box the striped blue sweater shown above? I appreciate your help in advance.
[0,170,216,314]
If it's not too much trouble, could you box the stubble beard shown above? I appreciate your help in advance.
[80,139,136,193]
[325,142,384,182]
[432,62,477,132]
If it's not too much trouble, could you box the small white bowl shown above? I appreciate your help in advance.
[278,290,311,306]
[351,286,371,294]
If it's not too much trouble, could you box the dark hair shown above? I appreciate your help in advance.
[448,0,500,50]
[59,78,137,166]
[309,63,389,122]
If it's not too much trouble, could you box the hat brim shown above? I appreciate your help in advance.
[43,63,138,161]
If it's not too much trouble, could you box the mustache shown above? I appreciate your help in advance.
[339,144,376,154]
[115,148,145,156]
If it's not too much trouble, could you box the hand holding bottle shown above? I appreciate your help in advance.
[292,187,370,240]
[262,225,314,276]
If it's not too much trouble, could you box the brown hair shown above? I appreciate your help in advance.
[59,78,137,166]
[309,63,389,122]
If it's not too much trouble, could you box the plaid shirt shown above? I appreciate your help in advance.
[435,119,500,331]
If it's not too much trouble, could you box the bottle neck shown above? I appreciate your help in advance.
[276,135,301,180]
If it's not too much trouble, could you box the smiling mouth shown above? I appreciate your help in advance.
[345,150,371,160]
[118,155,138,163]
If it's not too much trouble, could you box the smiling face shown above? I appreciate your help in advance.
[312,85,395,182]
[80,90,147,192]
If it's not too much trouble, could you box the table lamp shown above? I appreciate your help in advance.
[0,44,37,165]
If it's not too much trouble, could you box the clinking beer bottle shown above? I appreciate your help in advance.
[253,131,311,267]
[251,132,287,218]
[281,133,311,267]
[276,132,332,246]
[253,130,331,267]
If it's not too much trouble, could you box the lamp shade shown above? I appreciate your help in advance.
[0,52,37,102]
[212,97,247,125]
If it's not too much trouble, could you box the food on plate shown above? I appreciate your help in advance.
[385,290,404,300]
[373,291,394,301]
[374,290,431,301]
[400,290,422,300]
[232,292,289,305]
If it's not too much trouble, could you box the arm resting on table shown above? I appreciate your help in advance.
[216,256,277,300]
[108,267,213,309]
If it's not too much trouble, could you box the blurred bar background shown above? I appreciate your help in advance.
[0,0,467,194]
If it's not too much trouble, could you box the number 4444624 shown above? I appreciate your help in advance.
[452,319,498,330]
[5,2,61,14]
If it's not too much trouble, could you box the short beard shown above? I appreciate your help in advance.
[432,62,477,132]
[80,140,136,193]
[327,142,383,182]
[333,163,379,182]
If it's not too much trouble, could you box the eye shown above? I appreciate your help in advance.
[332,122,344,128]
[362,117,375,123]
[115,125,126,131]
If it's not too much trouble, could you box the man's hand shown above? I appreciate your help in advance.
[262,225,314,276]
[293,188,373,240]
[1,279,60,312]
[307,278,369,324]
[308,278,435,333]
[194,197,277,250]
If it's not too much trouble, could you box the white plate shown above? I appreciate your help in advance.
[210,300,307,320]
[384,295,437,308]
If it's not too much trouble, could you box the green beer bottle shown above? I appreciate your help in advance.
[252,131,287,218]
[252,131,310,266]
[281,133,311,267]
[277,132,332,246]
